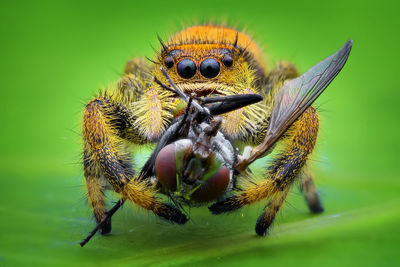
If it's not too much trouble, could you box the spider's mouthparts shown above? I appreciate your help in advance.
[182,88,222,98]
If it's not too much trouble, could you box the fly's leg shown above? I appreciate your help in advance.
[299,163,324,213]
[210,107,319,236]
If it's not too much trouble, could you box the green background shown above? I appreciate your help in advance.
[1,0,399,266]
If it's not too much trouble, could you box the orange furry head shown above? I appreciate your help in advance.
[151,25,269,139]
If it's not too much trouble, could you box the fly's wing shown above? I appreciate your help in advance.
[268,39,353,137]
[236,40,353,171]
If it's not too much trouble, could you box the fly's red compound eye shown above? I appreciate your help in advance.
[191,166,230,202]
[155,144,177,191]
[155,141,230,202]
[155,140,193,191]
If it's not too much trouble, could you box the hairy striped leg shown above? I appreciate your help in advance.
[255,188,290,236]
[82,97,187,233]
[299,164,324,213]
[210,107,319,236]
[212,41,353,235]
[83,148,112,234]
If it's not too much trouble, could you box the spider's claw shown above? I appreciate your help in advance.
[309,200,324,214]
[255,214,271,237]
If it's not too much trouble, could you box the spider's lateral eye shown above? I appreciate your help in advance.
[177,59,196,79]
[164,56,174,68]
[200,58,220,78]
[222,55,233,67]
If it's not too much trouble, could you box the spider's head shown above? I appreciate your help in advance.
[153,25,267,99]
[151,25,268,139]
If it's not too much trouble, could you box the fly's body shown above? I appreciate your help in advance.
[80,25,352,246]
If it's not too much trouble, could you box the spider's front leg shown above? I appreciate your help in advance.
[82,59,187,235]
[210,107,319,235]
[210,40,352,235]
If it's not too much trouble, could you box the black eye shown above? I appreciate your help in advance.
[200,58,220,78]
[222,55,233,67]
[177,59,196,79]
[164,56,174,68]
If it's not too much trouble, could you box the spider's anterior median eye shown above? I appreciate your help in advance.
[200,58,220,78]
[177,59,196,79]
[164,56,174,68]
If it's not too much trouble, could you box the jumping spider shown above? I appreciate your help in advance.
[80,25,352,246]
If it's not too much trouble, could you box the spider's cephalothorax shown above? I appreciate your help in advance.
[81,25,352,246]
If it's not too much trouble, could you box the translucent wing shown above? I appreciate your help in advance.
[268,39,353,136]
[236,40,353,171]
